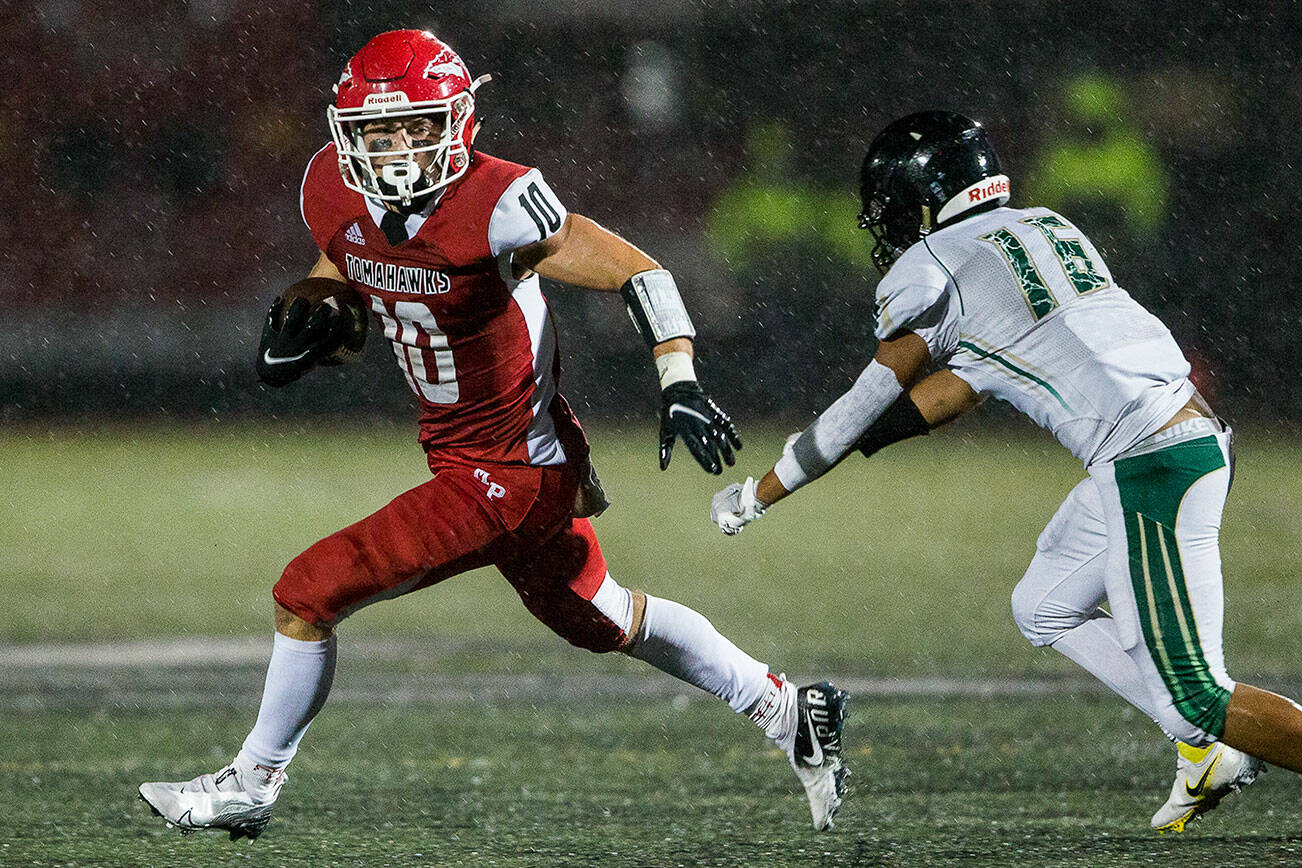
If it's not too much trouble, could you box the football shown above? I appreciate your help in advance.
[280,277,369,364]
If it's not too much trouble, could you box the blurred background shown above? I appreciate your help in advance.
[6,0,1302,657]
[6,6,1302,860]
[7,0,1302,424]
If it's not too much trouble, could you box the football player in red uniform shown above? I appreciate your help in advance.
[139,30,847,838]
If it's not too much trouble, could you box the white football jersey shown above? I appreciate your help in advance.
[875,206,1193,466]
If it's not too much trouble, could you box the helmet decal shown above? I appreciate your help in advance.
[360,91,410,108]
[423,47,469,80]
[936,174,1010,224]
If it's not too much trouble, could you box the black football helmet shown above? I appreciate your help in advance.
[859,111,1009,273]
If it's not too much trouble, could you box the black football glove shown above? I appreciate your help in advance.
[255,296,344,387]
[659,381,742,475]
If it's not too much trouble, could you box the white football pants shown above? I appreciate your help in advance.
[1011,423,1235,745]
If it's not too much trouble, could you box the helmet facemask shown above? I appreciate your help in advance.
[859,175,930,275]
[860,194,901,274]
[327,87,481,207]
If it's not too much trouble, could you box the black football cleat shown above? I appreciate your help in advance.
[787,681,849,830]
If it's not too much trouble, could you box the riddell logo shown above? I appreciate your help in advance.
[968,177,1010,204]
[363,91,409,107]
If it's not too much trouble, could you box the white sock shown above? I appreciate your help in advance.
[236,632,337,780]
[747,672,798,753]
[1049,614,1170,737]
[625,594,770,714]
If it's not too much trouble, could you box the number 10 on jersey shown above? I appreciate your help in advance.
[369,297,460,404]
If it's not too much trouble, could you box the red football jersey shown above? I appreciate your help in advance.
[300,143,582,467]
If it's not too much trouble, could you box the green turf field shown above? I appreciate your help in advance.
[5,422,1302,679]
[4,692,1302,867]
[4,423,1302,865]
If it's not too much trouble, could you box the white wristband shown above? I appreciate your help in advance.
[773,451,807,493]
[655,351,696,389]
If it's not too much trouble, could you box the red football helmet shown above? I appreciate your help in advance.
[327,30,490,205]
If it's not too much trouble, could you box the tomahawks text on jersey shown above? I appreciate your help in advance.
[300,144,578,467]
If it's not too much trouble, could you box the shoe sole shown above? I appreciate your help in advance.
[138,792,269,841]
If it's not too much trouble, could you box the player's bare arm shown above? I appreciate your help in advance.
[513,214,688,357]
[516,212,742,474]
[906,369,982,427]
[514,213,657,292]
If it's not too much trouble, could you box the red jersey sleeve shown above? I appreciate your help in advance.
[401,153,532,265]
[299,143,356,253]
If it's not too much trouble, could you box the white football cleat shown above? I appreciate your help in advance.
[1150,741,1262,833]
[139,759,285,840]
[787,681,850,830]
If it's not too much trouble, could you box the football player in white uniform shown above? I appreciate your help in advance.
[711,111,1302,832]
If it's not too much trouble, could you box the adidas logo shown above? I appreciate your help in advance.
[345,222,366,246]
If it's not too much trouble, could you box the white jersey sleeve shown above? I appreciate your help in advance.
[872,241,960,360]
[488,169,569,258]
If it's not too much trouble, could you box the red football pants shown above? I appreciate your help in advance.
[273,460,626,652]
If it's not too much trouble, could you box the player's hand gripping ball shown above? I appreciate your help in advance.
[256,279,368,387]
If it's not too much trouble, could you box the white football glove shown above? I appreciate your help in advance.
[711,476,767,536]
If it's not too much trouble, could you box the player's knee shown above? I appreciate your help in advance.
[1010,580,1043,644]
[543,574,637,654]
[552,615,627,654]
[535,590,631,655]
[1011,579,1070,646]
[1011,576,1092,647]
[1150,682,1231,747]
[272,549,339,629]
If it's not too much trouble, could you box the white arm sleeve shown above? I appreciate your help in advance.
[488,169,569,258]
[772,359,904,494]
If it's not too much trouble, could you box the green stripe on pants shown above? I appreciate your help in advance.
[1115,435,1232,738]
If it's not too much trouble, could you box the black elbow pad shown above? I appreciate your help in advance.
[855,395,931,459]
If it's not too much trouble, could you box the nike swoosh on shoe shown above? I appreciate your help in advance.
[262,348,313,365]
[1185,755,1221,798]
[799,708,824,766]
